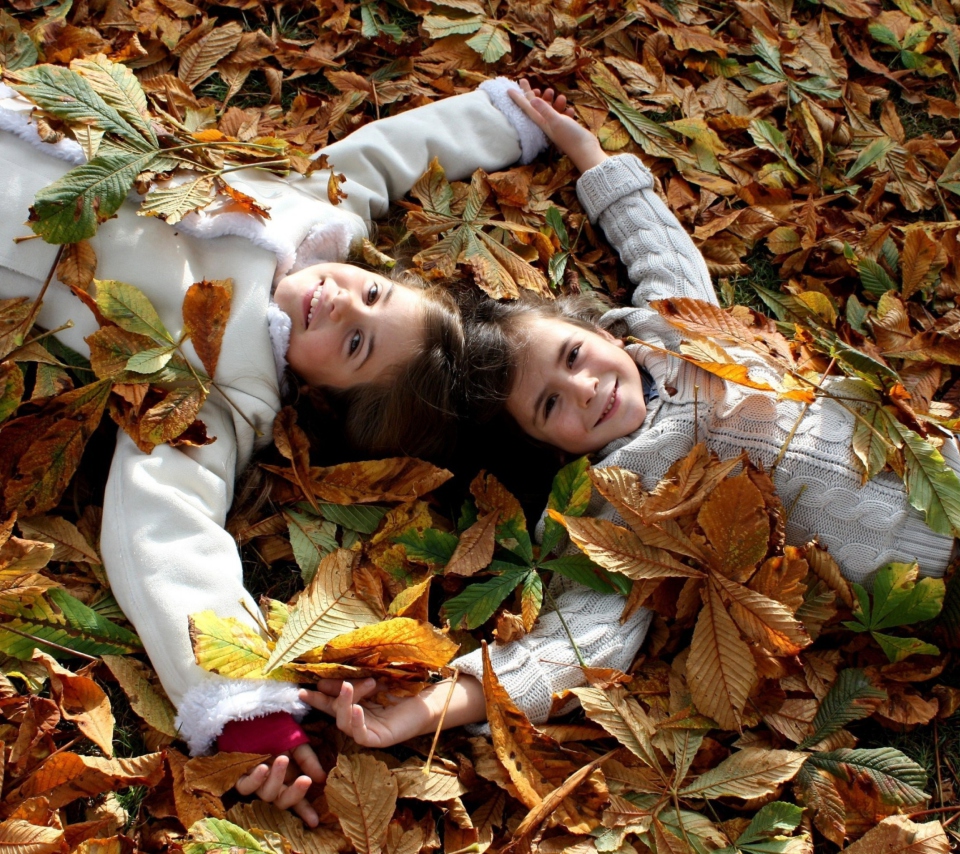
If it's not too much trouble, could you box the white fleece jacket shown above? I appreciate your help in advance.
[0,79,545,754]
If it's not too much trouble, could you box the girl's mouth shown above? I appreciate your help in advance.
[304,282,324,326]
[596,380,619,427]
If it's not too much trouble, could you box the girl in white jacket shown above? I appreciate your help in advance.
[302,83,958,758]
[0,76,549,823]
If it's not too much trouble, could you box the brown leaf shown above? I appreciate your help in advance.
[0,819,65,854]
[56,240,97,293]
[182,752,270,796]
[100,655,178,739]
[842,816,948,854]
[167,748,225,828]
[32,652,115,757]
[712,573,811,656]
[444,511,498,576]
[697,472,770,581]
[687,582,758,730]
[272,407,318,512]
[481,643,604,833]
[182,279,233,379]
[16,516,99,564]
[178,22,243,88]
[325,753,397,854]
[226,801,350,854]
[901,229,945,300]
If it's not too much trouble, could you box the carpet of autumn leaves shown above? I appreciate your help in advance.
[3,0,960,852]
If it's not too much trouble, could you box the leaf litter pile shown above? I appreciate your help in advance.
[3,0,960,851]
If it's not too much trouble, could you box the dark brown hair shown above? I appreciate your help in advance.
[459,289,615,425]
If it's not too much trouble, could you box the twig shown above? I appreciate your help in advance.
[544,585,586,668]
[424,669,459,775]
[240,599,272,637]
[0,624,98,661]
[20,245,65,341]
[905,805,960,820]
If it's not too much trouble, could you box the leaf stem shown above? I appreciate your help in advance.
[0,623,98,661]
[20,245,65,343]
[424,668,459,775]
[543,585,586,668]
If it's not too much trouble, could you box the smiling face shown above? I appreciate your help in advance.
[505,316,647,455]
[273,263,425,390]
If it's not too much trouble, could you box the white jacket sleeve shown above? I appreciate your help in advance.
[575,155,717,307]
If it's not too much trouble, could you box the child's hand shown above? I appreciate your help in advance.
[299,674,487,749]
[233,743,326,826]
[509,79,608,173]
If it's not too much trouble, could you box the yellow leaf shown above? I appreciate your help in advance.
[697,472,771,581]
[101,654,178,738]
[189,611,296,682]
[265,549,381,672]
[325,754,397,854]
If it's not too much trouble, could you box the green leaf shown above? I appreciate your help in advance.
[715,801,804,853]
[442,568,528,629]
[0,588,142,660]
[184,818,281,854]
[851,401,894,481]
[542,456,592,556]
[125,346,175,374]
[318,502,386,534]
[95,279,175,345]
[466,23,511,63]
[546,206,569,250]
[805,747,929,805]
[0,10,39,70]
[139,176,217,226]
[748,119,808,179]
[867,562,945,630]
[395,527,459,567]
[520,569,542,626]
[359,3,404,42]
[872,632,940,662]
[679,749,806,800]
[9,64,154,149]
[798,669,887,749]
[540,554,630,595]
[868,23,902,49]
[893,424,960,536]
[29,150,157,244]
[286,509,338,583]
[71,54,157,145]
[858,256,898,296]
[831,339,899,385]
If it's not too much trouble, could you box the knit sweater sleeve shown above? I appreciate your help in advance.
[575,155,717,308]
[451,581,652,725]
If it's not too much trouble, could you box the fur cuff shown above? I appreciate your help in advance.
[176,676,308,756]
[479,78,548,165]
[266,302,291,392]
[0,83,84,165]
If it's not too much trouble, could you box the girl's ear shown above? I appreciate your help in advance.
[597,326,626,348]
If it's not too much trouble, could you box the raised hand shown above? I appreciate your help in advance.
[233,743,327,827]
[509,79,608,173]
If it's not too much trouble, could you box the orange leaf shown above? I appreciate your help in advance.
[271,407,318,512]
[321,617,458,668]
[697,472,770,582]
[900,229,942,300]
[167,748,225,829]
[56,240,97,293]
[32,652,115,757]
[182,279,233,379]
[325,753,396,854]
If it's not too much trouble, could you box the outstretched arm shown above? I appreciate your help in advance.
[299,676,486,748]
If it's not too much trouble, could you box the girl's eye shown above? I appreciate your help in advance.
[349,331,362,355]
[567,345,581,368]
[544,394,558,419]
[366,283,380,305]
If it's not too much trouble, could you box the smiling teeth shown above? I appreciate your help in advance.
[306,283,323,325]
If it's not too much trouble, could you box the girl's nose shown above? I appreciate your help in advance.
[571,372,597,407]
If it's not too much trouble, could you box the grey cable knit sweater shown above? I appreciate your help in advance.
[454,154,957,726]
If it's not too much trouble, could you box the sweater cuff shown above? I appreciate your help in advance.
[479,78,549,165]
[217,711,309,755]
[576,155,655,224]
[176,675,309,756]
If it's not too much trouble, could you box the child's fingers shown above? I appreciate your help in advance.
[298,688,335,714]
[292,795,320,828]
[348,677,378,702]
[291,743,327,784]
[334,682,356,732]
[314,678,344,696]
[273,775,313,811]
[235,762,271,795]
[256,755,289,802]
